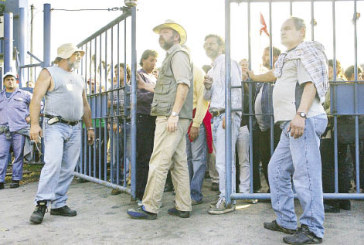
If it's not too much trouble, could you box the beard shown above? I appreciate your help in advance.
[68,60,80,70]
[206,48,219,59]
[159,37,174,50]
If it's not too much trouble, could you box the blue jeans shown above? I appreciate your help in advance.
[111,122,131,184]
[268,114,328,238]
[0,132,25,182]
[213,113,241,198]
[35,119,81,208]
[186,124,207,202]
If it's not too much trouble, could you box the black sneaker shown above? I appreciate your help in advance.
[127,206,157,220]
[30,201,48,224]
[0,183,4,189]
[168,207,190,218]
[264,220,296,234]
[10,180,19,188]
[283,225,322,244]
[50,205,77,216]
[324,203,340,213]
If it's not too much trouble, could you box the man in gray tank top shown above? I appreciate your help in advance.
[29,43,95,224]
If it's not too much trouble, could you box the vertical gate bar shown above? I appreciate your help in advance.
[269,0,274,156]
[43,4,51,68]
[225,0,233,205]
[104,32,109,182]
[123,18,128,187]
[247,0,254,194]
[110,27,115,185]
[116,23,120,186]
[353,0,360,193]
[4,12,13,74]
[311,0,315,41]
[332,0,339,193]
[290,0,293,16]
[130,6,137,198]
[19,8,26,86]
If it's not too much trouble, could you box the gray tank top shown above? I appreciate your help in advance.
[44,66,85,121]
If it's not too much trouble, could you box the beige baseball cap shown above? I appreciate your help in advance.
[153,20,187,45]
[57,43,85,59]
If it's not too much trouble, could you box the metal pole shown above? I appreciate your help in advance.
[353,0,360,193]
[43,4,51,68]
[30,4,34,79]
[4,13,13,74]
[225,0,233,205]
[130,6,137,199]
[18,8,26,87]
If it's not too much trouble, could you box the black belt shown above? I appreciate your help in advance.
[210,109,225,117]
[44,114,80,126]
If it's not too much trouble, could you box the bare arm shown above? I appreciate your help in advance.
[288,82,317,138]
[248,70,276,82]
[29,69,51,142]
[82,90,95,145]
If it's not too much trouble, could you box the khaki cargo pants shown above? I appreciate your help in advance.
[142,116,192,213]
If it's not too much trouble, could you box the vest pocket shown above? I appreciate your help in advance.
[154,80,172,95]
[151,101,171,116]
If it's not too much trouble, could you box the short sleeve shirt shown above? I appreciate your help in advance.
[273,59,325,123]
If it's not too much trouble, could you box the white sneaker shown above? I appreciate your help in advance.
[208,197,235,215]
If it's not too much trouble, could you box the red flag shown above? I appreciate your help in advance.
[260,13,270,37]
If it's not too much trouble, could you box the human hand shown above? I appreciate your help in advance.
[203,75,213,89]
[30,124,42,143]
[87,129,95,145]
[189,126,200,141]
[167,115,179,132]
[288,115,306,139]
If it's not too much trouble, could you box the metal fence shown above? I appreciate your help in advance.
[74,7,137,197]
[225,0,364,204]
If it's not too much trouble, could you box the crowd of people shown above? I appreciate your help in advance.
[1,16,363,244]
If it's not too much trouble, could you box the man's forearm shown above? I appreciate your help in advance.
[29,99,41,126]
[172,84,189,114]
[83,104,93,128]
[297,82,316,114]
[250,70,276,82]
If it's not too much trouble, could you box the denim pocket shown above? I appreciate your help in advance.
[313,115,328,137]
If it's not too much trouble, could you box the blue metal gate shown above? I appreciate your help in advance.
[74,6,137,198]
[224,0,364,204]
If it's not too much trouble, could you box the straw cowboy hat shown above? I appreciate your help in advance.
[153,20,187,45]
[57,43,85,59]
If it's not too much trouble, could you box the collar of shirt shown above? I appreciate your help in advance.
[166,43,181,56]
[212,54,225,68]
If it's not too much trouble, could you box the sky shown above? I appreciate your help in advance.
[27,0,363,73]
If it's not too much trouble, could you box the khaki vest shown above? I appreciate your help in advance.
[150,45,193,119]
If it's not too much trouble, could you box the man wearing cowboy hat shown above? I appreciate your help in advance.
[29,43,95,224]
[0,72,32,190]
[128,20,193,219]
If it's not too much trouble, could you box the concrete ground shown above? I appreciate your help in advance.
[1,179,364,245]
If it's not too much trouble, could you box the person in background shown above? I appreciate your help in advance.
[135,49,158,204]
[0,72,32,189]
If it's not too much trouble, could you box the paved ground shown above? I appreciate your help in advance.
[1,179,364,245]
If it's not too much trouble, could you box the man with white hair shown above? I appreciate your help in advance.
[246,17,328,244]
[29,43,95,224]
[128,20,193,219]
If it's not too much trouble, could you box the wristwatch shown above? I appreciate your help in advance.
[171,111,179,117]
[297,112,307,119]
